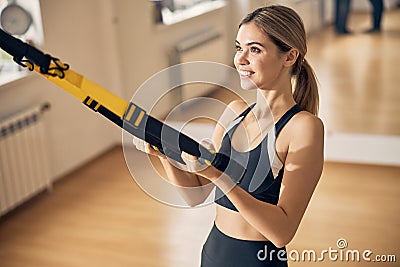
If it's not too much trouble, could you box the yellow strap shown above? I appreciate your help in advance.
[34,64,128,118]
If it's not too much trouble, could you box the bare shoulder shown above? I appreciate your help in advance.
[289,111,324,135]
[286,111,324,149]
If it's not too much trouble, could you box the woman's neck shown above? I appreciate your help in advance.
[254,89,296,122]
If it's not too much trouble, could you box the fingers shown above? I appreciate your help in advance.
[132,136,165,158]
[200,138,216,153]
[181,138,217,173]
[132,136,147,153]
[132,136,217,171]
[182,151,209,173]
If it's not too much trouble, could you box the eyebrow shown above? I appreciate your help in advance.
[235,40,265,48]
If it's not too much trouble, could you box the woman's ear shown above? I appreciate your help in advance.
[283,48,299,67]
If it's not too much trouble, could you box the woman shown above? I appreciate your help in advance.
[133,5,324,266]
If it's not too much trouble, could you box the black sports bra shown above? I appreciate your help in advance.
[214,103,302,211]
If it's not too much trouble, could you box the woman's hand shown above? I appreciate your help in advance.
[132,136,166,159]
[133,136,223,181]
[181,139,223,182]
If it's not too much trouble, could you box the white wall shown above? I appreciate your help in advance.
[112,0,232,115]
[0,0,123,181]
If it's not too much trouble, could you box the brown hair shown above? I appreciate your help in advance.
[240,5,319,115]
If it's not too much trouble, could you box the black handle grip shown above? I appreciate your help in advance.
[0,29,26,61]
[0,29,51,73]
[122,104,246,183]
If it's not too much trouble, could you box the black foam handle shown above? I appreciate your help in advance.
[0,29,26,61]
[122,107,246,183]
[0,29,51,73]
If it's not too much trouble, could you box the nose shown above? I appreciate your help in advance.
[235,50,249,66]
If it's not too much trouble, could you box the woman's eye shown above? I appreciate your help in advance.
[250,47,261,53]
[235,45,242,52]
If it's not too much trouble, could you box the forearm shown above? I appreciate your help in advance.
[230,188,292,247]
[160,157,202,187]
[214,175,293,247]
[159,157,214,206]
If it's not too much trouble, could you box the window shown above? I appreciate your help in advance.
[151,0,226,25]
[0,0,44,86]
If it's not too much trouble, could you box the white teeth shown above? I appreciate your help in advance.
[239,70,253,76]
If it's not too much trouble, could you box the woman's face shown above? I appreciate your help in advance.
[234,22,288,91]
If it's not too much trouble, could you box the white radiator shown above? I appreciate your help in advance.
[0,103,52,216]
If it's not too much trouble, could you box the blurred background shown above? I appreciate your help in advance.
[0,0,399,266]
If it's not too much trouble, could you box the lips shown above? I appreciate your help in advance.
[238,70,255,77]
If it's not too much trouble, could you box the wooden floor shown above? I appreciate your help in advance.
[309,9,400,136]
[1,9,400,267]
[0,147,399,267]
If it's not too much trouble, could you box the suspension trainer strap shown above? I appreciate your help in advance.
[0,29,246,183]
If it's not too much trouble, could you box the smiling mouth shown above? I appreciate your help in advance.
[238,70,255,77]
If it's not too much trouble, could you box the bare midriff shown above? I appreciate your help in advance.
[214,204,269,241]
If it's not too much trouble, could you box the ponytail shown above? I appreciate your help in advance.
[293,58,319,116]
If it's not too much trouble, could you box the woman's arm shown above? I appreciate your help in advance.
[164,102,243,206]
[223,114,323,247]
[196,113,324,247]
[158,156,214,207]
[138,100,248,206]
[137,140,214,207]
